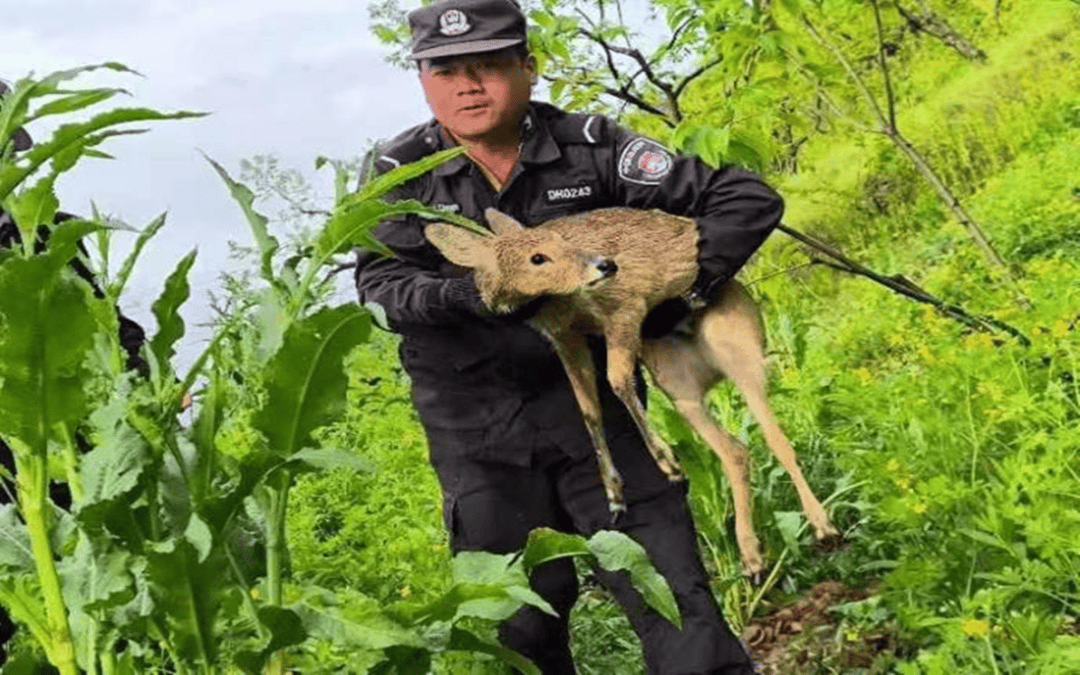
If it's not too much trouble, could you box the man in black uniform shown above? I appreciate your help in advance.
[355,1,783,672]
[0,79,148,665]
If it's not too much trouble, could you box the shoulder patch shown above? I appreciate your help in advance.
[548,111,608,145]
[617,137,674,185]
[373,124,441,173]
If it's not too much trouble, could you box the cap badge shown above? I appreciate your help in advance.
[439,9,471,36]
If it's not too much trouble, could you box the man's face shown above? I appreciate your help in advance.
[418,49,534,143]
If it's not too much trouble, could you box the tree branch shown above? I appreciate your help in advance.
[871,0,898,131]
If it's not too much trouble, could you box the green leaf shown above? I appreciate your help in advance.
[259,605,309,654]
[28,89,127,123]
[288,447,376,474]
[350,146,467,203]
[184,513,213,564]
[294,590,425,649]
[0,570,50,650]
[77,412,148,518]
[520,528,590,572]
[149,249,196,366]
[253,304,371,457]
[0,504,35,570]
[773,510,804,550]
[375,646,431,675]
[587,530,682,629]
[58,535,135,615]
[0,256,100,453]
[204,155,280,288]
[0,106,206,199]
[145,538,221,667]
[1,174,60,253]
[446,626,540,675]
[363,301,390,331]
[110,212,167,302]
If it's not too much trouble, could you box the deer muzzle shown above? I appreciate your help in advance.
[586,256,618,286]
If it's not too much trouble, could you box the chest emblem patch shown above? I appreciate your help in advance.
[618,137,674,185]
[439,9,471,36]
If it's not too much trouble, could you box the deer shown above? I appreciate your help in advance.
[424,207,838,577]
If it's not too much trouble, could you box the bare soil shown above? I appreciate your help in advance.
[743,580,902,674]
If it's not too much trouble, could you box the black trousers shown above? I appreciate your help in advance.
[432,428,755,675]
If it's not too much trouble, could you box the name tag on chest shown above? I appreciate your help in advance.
[545,185,594,203]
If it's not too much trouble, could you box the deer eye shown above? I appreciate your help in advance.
[530,253,549,265]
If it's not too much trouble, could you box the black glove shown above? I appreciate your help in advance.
[642,297,694,339]
[442,276,492,318]
[442,276,547,322]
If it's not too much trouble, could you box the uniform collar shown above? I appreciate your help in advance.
[518,104,562,166]
[429,102,562,177]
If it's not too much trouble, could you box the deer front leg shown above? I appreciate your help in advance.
[605,321,684,482]
[546,332,626,516]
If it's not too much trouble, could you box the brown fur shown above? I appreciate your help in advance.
[426,207,837,576]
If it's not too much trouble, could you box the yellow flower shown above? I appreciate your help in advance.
[854,367,874,385]
[911,502,928,515]
[964,333,994,350]
[1051,320,1070,338]
[886,459,902,473]
[400,585,412,599]
[961,618,991,638]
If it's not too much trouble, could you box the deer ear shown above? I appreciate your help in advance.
[484,208,526,236]
[425,223,493,268]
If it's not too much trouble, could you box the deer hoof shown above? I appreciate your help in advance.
[813,529,846,554]
[746,563,774,588]
[608,502,627,525]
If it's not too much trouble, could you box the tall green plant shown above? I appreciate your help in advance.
[1,65,681,674]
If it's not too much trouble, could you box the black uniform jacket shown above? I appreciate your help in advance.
[354,102,783,466]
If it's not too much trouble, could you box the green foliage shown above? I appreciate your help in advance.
[2,65,561,674]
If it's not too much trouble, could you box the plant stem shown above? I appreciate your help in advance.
[265,470,292,675]
[16,450,78,675]
[57,424,83,503]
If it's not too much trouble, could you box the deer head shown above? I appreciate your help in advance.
[425,208,618,313]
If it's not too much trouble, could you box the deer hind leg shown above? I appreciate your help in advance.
[642,337,765,577]
[605,322,684,482]
[699,307,839,544]
[547,332,626,515]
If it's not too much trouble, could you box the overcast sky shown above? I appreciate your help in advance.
[4,0,436,371]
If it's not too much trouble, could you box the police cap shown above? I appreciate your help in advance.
[408,0,527,61]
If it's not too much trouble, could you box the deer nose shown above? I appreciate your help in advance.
[596,258,618,277]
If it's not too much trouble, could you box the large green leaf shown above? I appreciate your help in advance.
[587,530,682,629]
[520,528,682,628]
[315,197,486,266]
[76,416,149,522]
[204,155,280,289]
[349,146,466,203]
[0,256,100,453]
[253,304,371,457]
[0,106,206,199]
[149,249,196,366]
[293,588,425,649]
[144,538,221,668]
